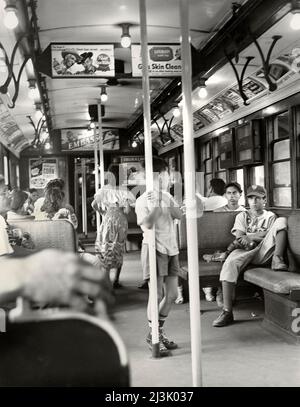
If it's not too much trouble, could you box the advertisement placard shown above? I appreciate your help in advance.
[51,43,115,77]
[29,158,58,189]
[61,128,119,151]
[131,44,182,77]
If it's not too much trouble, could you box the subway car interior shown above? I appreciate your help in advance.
[0,0,300,388]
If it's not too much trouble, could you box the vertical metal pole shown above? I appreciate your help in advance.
[139,0,160,358]
[180,0,203,387]
[81,158,88,237]
[97,102,105,188]
[94,126,101,232]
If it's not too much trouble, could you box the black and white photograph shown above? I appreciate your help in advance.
[1,0,300,396]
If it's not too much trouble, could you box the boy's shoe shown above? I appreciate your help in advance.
[212,309,234,327]
[271,255,288,271]
[159,329,178,350]
[146,332,170,357]
[203,287,215,302]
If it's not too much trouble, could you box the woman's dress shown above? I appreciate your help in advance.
[94,186,135,269]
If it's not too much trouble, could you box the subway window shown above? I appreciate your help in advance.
[269,111,292,207]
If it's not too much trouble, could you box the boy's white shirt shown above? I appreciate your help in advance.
[135,190,179,256]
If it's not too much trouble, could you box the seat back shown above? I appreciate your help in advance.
[178,211,238,251]
[7,219,77,252]
[0,304,130,386]
[288,213,300,267]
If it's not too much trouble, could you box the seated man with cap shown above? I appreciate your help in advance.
[213,185,288,327]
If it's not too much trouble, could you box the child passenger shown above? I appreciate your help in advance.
[213,185,288,327]
[135,157,184,356]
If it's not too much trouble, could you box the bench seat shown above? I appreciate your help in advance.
[244,268,300,295]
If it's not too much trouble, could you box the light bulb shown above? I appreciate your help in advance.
[121,35,131,48]
[4,9,18,29]
[290,13,300,30]
[132,140,137,148]
[173,107,181,117]
[198,86,208,99]
[28,88,37,100]
[34,109,43,121]
[90,122,95,129]
[44,142,51,150]
[100,92,108,103]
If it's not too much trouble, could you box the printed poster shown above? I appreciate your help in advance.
[51,43,115,77]
[61,128,119,151]
[131,44,182,77]
[29,158,58,189]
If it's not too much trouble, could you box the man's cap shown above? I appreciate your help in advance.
[79,52,93,63]
[61,49,81,61]
[246,185,266,198]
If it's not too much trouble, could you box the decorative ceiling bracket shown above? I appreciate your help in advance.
[250,34,282,92]
[0,34,31,108]
[27,114,47,148]
[224,50,255,106]
[152,111,175,144]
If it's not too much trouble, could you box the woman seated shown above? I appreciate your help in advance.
[34,186,78,229]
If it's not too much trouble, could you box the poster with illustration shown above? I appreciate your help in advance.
[29,158,58,189]
[51,43,115,77]
[61,128,119,151]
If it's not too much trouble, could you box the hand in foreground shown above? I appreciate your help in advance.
[20,249,114,314]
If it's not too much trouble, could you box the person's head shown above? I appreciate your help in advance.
[105,164,120,186]
[224,182,242,206]
[79,52,93,69]
[142,157,169,191]
[209,178,225,196]
[29,188,39,203]
[41,187,65,218]
[9,189,28,213]
[246,185,267,212]
[45,178,65,192]
[62,53,77,68]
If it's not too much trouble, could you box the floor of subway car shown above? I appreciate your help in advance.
[112,252,300,387]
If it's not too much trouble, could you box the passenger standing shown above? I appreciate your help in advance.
[92,164,136,288]
[135,157,184,357]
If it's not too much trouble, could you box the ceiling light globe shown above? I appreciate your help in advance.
[290,13,300,30]
[173,107,181,118]
[100,93,108,103]
[4,9,18,29]
[132,140,138,148]
[121,35,131,48]
[198,87,208,99]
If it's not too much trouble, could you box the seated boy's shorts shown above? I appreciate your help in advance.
[141,243,180,281]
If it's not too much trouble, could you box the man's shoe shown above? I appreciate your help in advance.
[271,255,288,271]
[203,287,215,302]
[146,332,170,356]
[213,309,234,327]
[159,329,178,350]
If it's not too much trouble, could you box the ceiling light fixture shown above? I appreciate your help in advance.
[3,0,19,29]
[28,79,37,100]
[100,85,108,103]
[132,140,138,148]
[172,106,181,118]
[197,78,208,99]
[290,2,300,30]
[120,23,131,48]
